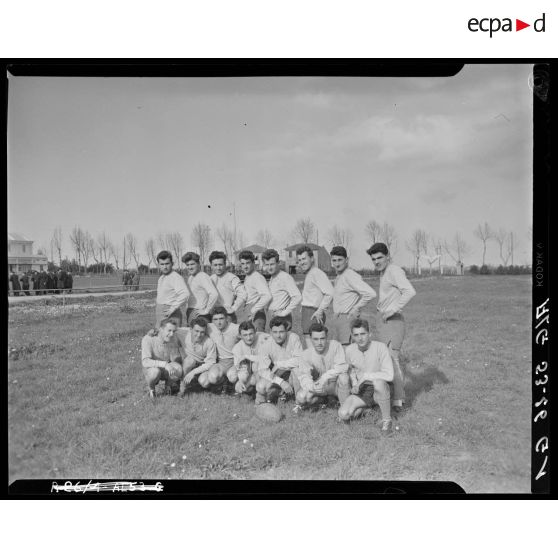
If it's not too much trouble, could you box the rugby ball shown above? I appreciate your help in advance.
[255,402,284,423]
[168,362,183,380]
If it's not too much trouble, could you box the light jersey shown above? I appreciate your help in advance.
[377,263,416,315]
[232,331,270,369]
[175,327,217,373]
[344,341,394,384]
[210,272,247,313]
[258,331,307,382]
[301,339,349,380]
[207,322,240,361]
[243,270,272,312]
[332,268,376,314]
[301,265,333,311]
[156,271,190,308]
[268,270,302,315]
[141,334,183,369]
[186,271,219,313]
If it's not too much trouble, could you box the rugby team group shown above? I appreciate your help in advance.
[142,243,416,435]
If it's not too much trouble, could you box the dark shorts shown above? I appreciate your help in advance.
[376,313,405,351]
[355,381,375,408]
[155,305,183,327]
[301,306,326,334]
[330,313,353,345]
[252,309,267,332]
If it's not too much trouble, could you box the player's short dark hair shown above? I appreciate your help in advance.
[159,318,177,329]
[238,250,255,262]
[212,306,228,318]
[309,322,329,336]
[191,316,208,329]
[157,250,173,263]
[366,242,389,256]
[296,245,314,258]
[209,251,227,263]
[238,358,252,369]
[182,252,200,264]
[269,316,289,330]
[238,320,256,333]
[262,248,280,263]
[330,246,348,258]
[350,318,370,332]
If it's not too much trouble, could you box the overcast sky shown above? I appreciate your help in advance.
[7,64,533,269]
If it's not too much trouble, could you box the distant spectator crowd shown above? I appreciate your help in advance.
[8,270,73,296]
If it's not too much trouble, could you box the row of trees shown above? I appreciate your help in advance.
[48,219,524,274]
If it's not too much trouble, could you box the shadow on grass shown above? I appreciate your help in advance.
[402,362,450,410]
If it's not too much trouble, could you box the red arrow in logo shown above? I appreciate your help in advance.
[516,19,530,31]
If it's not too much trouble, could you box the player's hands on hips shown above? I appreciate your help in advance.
[382,309,395,322]
[310,310,324,324]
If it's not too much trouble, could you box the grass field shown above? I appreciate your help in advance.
[7,275,532,492]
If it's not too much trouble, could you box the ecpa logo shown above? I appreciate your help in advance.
[468,13,546,37]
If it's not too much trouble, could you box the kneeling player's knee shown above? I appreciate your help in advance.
[182,358,197,374]
[338,406,352,422]
[144,367,161,386]
[208,368,223,384]
[227,367,238,383]
[255,379,268,394]
[198,372,210,388]
[373,380,390,400]
[337,373,350,388]
[295,390,307,405]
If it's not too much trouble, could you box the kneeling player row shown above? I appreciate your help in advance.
[141,309,396,435]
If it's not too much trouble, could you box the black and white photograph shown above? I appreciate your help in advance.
[7,63,535,494]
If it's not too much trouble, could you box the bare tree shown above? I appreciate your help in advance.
[51,227,63,266]
[157,232,170,252]
[292,218,316,244]
[109,241,121,270]
[97,232,112,274]
[81,231,95,270]
[364,220,398,254]
[494,228,512,266]
[216,224,236,263]
[166,232,184,269]
[69,226,85,270]
[364,220,382,244]
[381,223,398,255]
[125,233,142,270]
[145,237,157,271]
[474,222,494,266]
[444,233,470,269]
[191,223,213,265]
[405,229,428,274]
[256,229,274,249]
[328,225,353,252]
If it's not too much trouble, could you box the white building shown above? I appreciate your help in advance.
[8,233,48,274]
